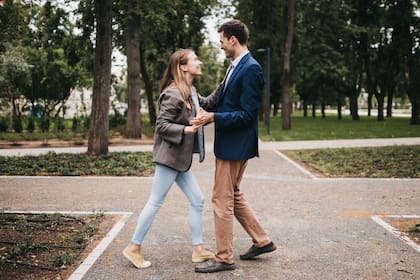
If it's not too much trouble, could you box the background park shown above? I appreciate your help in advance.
[0,0,419,279]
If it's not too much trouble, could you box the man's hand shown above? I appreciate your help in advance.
[191,108,214,126]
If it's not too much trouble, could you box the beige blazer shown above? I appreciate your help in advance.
[153,87,197,172]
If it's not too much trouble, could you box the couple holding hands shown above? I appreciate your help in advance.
[123,19,276,273]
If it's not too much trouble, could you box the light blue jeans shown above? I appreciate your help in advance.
[131,164,204,245]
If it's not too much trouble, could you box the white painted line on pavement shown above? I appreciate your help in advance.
[68,212,132,280]
[273,150,317,179]
[371,215,420,253]
[312,177,420,182]
[3,210,133,280]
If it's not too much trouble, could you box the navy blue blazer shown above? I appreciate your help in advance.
[212,53,264,160]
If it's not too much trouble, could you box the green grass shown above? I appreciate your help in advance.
[259,114,420,141]
[1,113,419,178]
[284,145,420,178]
[0,151,154,176]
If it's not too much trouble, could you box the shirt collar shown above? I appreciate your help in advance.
[231,51,249,69]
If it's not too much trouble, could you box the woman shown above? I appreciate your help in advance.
[122,49,214,269]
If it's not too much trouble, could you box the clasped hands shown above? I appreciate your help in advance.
[184,108,214,134]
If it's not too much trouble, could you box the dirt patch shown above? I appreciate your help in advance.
[0,212,116,280]
[388,218,420,247]
[337,210,390,219]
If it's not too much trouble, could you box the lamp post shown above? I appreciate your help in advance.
[27,64,35,118]
[256,48,271,135]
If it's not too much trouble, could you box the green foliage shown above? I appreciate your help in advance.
[56,118,66,132]
[71,116,79,132]
[39,115,50,132]
[0,1,93,123]
[0,1,29,52]
[27,117,35,133]
[408,224,420,233]
[236,0,285,105]
[52,252,75,268]
[284,145,420,178]
[0,44,32,103]
[12,115,22,133]
[0,151,154,176]
[0,116,9,132]
[195,43,224,96]
[109,112,126,129]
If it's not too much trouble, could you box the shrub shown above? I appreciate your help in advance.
[0,116,9,132]
[27,117,35,133]
[13,115,22,133]
[56,118,65,132]
[39,116,50,132]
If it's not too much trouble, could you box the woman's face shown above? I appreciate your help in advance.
[182,52,202,77]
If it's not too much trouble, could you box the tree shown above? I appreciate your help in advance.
[124,0,142,138]
[294,0,349,119]
[0,45,31,127]
[280,0,295,130]
[88,0,112,155]
[0,0,29,53]
[236,0,285,118]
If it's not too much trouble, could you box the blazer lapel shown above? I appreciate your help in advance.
[220,53,251,97]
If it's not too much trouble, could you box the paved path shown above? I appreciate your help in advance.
[1,128,419,279]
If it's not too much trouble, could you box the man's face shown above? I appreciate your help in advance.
[219,31,234,59]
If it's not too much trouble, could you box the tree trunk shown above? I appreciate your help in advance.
[273,101,279,116]
[366,68,373,117]
[375,91,385,122]
[303,100,308,117]
[87,0,112,155]
[386,88,394,118]
[140,45,157,125]
[349,82,360,121]
[125,0,142,138]
[312,104,316,118]
[337,95,342,119]
[408,50,420,125]
[281,0,295,131]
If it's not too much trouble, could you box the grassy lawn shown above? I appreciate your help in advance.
[0,152,154,176]
[0,113,419,178]
[256,113,420,178]
[283,145,420,178]
[258,114,420,141]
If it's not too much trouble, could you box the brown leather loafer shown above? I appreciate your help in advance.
[195,258,236,273]
[240,241,277,260]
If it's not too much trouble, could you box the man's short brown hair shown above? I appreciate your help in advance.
[218,19,249,45]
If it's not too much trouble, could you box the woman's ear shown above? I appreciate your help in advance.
[180,65,187,72]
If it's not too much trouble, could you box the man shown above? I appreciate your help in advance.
[193,19,276,273]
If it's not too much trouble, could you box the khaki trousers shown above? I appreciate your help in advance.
[212,158,270,264]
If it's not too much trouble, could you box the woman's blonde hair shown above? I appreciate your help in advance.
[159,49,194,107]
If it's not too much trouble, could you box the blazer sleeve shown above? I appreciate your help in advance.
[198,89,218,111]
[155,91,186,145]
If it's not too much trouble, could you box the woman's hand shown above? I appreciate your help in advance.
[184,125,200,134]
[191,108,214,126]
